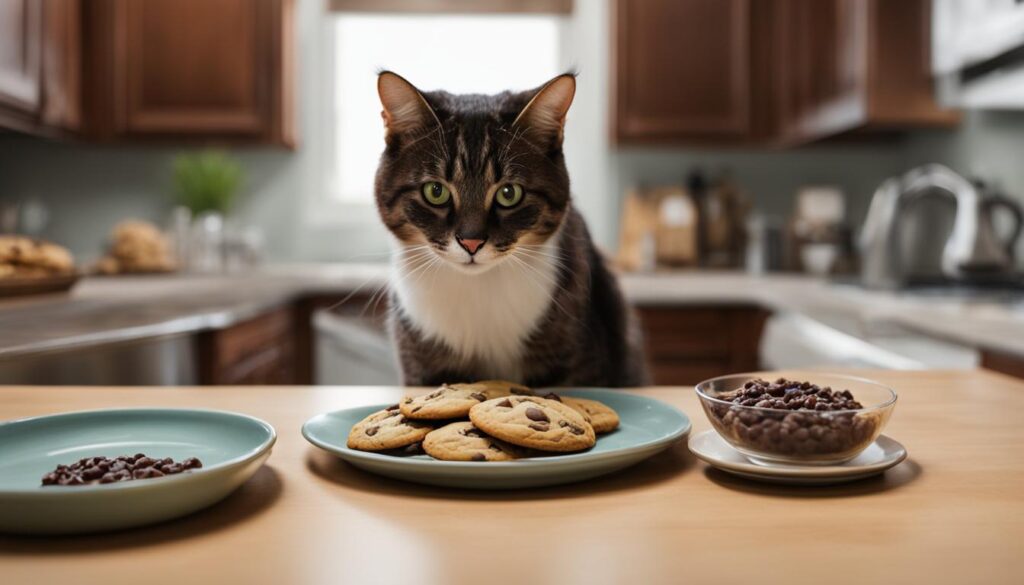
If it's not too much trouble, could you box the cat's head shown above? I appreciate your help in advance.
[374,71,575,273]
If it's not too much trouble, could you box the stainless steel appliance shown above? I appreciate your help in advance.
[933,0,1024,109]
[859,164,1023,288]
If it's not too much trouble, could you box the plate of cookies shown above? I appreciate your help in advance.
[301,381,690,489]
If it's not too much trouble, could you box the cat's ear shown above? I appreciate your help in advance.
[513,73,576,148]
[377,71,439,135]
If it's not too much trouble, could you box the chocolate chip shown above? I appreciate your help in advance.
[402,442,424,455]
[558,420,585,435]
[41,454,201,486]
[529,422,550,432]
[462,428,485,438]
[387,404,400,411]
[496,399,513,408]
[470,453,486,461]
[542,392,562,402]
[411,406,422,413]
[525,407,549,422]
[365,426,379,436]
[470,392,487,401]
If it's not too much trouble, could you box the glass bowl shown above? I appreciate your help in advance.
[695,373,897,466]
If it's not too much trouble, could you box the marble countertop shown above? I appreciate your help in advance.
[1,264,1022,360]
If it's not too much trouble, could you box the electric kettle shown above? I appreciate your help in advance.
[861,164,1023,287]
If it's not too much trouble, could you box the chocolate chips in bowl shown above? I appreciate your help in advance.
[695,374,897,465]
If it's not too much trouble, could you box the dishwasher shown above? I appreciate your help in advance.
[313,308,401,385]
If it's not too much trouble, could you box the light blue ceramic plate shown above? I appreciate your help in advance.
[302,389,691,489]
[0,408,276,535]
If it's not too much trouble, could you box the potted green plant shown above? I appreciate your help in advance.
[173,150,243,215]
[172,151,244,273]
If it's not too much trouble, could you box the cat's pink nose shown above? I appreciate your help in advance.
[456,237,486,255]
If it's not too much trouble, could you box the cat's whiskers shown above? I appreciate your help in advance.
[506,251,577,325]
[354,246,437,318]
[512,246,569,263]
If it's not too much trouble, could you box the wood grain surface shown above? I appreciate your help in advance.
[1,370,1022,584]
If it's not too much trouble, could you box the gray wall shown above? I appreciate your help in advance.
[1,0,1023,265]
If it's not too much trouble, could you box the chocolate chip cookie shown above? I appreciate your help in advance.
[422,421,527,462]
[469,396,596,452]
[475,379,533,395]
[561,397,620,434]
[401,381,526,420]
[347,404,433,451]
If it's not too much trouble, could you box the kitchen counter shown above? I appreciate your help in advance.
[0,264,389,359]
[1,370,1022,584]
[0,266,1023,360]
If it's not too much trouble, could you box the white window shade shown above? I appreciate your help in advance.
[332,14,562,203]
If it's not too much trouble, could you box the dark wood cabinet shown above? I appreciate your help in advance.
[0,0,43,122]
[775,0,957,144]
[613,0,754,143]
[41,0,83,131]
[637,305,768,385]
[612,0,957,146]
[198,307,297,385]
[982,350,1024,382]
[85,0,295,146]
[0,0,80,135]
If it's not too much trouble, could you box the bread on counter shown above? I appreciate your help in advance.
[0,235,75,278]
[95,220,176,275]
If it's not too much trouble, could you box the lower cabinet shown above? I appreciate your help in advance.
[197,307,296,385]
[196,300,769,386]
[636,305,769,385]
[981,350,1024,381]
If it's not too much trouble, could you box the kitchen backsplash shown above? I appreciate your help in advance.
[3,111,1024,265]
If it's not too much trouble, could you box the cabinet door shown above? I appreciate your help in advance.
[776,0,868,141]
[613,0,751,143]
[41,0,82,130]
[112,0,279,138]
[0,0,43,115]
[198,307,297,385]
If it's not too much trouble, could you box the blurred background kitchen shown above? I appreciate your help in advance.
[2,0,1024,386]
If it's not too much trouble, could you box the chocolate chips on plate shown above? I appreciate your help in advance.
[41,454,203,486]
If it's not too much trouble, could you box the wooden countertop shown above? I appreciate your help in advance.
[1,370,1022,584]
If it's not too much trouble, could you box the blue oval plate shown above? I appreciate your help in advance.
[0,408,276,535]
[302,389,690,489]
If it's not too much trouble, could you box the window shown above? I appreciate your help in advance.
[331,14,563,203]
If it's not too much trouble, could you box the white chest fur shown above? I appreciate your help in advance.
[391,240,561,380]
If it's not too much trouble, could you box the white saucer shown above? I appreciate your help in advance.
[688,430,908,486]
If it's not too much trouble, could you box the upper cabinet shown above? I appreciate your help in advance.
[85,0,296,146]
[612,0,958,146]
[0,0,81,135]
[0,0,295,146]
[612,0,753,143]
[774,0,958,144]
[0,0,43,124]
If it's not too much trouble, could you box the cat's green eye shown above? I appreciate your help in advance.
[495,184,524,208]
[421,182,451,206]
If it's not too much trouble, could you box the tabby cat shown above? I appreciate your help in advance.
[374,71,648,388]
